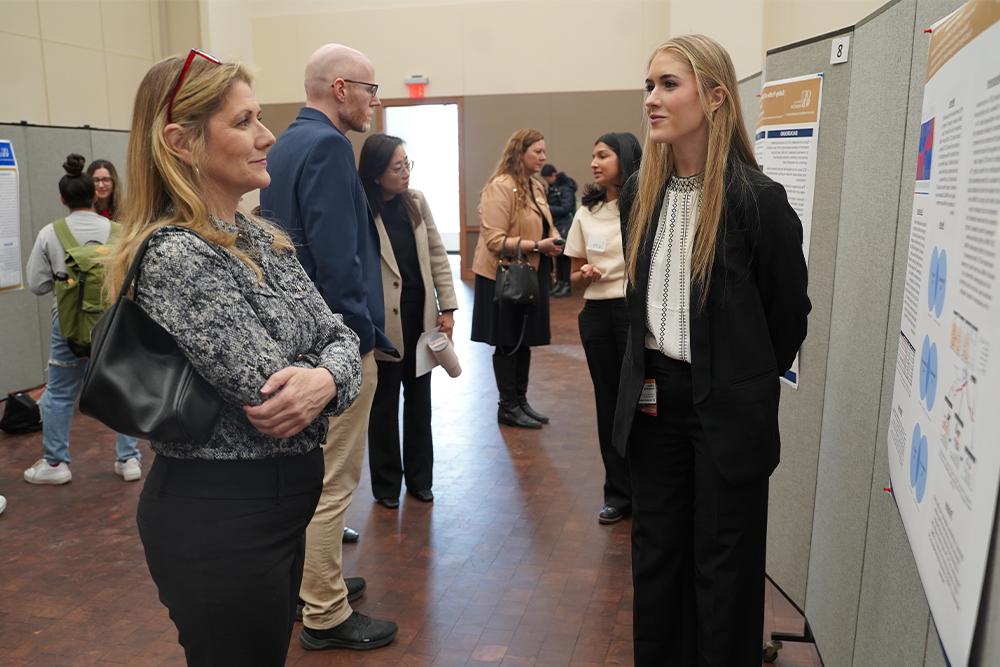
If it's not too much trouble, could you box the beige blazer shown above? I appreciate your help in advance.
[471,174,558,279]
[373,189,459,362]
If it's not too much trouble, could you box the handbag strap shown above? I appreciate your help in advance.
[114,225,209,303]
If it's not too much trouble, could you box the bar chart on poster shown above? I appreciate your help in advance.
[886,1,1000,664]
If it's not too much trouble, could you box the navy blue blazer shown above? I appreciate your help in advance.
[260,107,392,356]
[612,163,811,483]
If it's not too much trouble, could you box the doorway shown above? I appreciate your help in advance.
[378,98,467,274]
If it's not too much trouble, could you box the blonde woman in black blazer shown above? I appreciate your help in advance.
[613,35,811,666]
[359,134,458,508]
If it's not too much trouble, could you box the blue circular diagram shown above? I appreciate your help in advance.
[919,336,938,411]
[910,424,928,503]
[928,247,947,318]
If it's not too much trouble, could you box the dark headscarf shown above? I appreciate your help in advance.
[582,131,642,210]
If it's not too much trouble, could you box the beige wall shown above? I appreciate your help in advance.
[246,0,671,104]
[224,0,889,105]
[0,0,201,130]
[763,0,887,53]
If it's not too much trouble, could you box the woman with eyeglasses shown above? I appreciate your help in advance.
[471,129,562,429]
[87,158,122,220]
[105,51,362,666]
[358,133,457,509]
[614,35,810,665]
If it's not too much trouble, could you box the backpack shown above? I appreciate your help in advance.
[52,218,121,358]
[0,392,43,433]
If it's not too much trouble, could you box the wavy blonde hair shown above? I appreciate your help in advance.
[626,34,757,308]
[487,128,545,211]
[104,54,292,301]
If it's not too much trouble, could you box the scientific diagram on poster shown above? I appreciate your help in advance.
[886,1,1000,665]
[755,73,822,388]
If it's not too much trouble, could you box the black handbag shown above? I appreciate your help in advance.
[79,228,222,444]
[494,244,539,306]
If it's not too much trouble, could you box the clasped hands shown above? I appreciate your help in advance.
[244,366,338,439]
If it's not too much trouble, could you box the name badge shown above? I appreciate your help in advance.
[638,379,657,417]
[586,236,608,253]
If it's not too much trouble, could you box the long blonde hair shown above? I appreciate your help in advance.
[105,54,292,300]
[625,35,757,307]
[487,128,545,211]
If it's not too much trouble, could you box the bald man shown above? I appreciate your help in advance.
[260,44,398,651]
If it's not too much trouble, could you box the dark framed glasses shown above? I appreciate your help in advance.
[340,78,380,98]
[166,49,222,123]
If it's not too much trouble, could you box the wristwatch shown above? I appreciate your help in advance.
[533,240,539,253]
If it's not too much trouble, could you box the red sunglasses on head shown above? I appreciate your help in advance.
[166,49,222,123]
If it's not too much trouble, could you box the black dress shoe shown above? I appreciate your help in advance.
[300,611,398,651]
[408,488,434,502]
[519,400,549,424]
[375,497,399,509]
[498,403,543,429]
[296,577,367,620]
[598,505,625,524]
[342,526,360,543]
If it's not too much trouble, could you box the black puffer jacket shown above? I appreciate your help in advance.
[545,172,577,236]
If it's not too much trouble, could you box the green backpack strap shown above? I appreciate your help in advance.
[52,218,79,253]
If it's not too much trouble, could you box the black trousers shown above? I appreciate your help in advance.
[368,297,433,499]
[554,253,571,284]
[578,298,631,511]
[137,449,323,667]
[629,351,768,667]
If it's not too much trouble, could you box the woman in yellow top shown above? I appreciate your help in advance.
[470,128,562,429]
[564,132,642,525]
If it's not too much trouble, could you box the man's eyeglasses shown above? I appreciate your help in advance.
[390,159,414,176]
[166,49,222,123]
[341,78,380,99]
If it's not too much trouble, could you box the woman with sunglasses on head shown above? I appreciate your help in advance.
[87,158,122,220]
[613,35,810,665]
[105,50,362,666]
[471,128,562,429]
[563,132,641,526]
[358,133,457,509]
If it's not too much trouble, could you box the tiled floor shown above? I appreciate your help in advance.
[0,261,822,666]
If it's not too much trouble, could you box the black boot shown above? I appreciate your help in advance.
[494,352,543,428]
[515,348,549,424]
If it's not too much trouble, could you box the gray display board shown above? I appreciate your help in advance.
[758,0,999,665]
[737,72,761,149]
[0,123,128,397]
[762,27,854,612]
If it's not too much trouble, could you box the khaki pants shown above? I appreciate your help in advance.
[299,352,378,629]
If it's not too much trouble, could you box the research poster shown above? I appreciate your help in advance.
[754,73,822,388]
[887,1,1000,664]
[0,139,23,292]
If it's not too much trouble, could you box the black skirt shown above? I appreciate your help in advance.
[471,255,552,348]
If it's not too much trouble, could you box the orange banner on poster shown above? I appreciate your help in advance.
[757,76,822,127]
[927,0,1000,80]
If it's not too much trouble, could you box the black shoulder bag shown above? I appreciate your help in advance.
[493,185,546,355]
[79,228,222,444]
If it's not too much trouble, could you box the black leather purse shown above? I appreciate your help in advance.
[494,242,539,306]
[79,228,222,443]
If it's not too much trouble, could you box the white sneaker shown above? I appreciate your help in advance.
[0,495,6,515]
[114,458,142,482]
[23,459,72,485]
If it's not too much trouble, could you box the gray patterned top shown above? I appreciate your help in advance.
[135,213,362,460]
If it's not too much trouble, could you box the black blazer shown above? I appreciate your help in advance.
[612,162,811,483]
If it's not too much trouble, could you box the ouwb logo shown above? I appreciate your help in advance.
[791,90,813,110]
